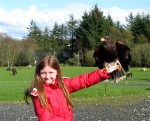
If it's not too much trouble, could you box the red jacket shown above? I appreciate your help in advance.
[32,69,109,121]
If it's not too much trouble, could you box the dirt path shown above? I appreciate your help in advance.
[0,98,150,121]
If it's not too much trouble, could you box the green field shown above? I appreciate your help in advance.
[0,66,150,105]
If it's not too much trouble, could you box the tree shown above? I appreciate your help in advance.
[126,12,150,43]
[76,4,107,50]
[131,43,150,67]
[66,14,78,50]
[51,22,61,40]
[126,12,134,27]
[59,24,68,41]
[20,38,37,65]
[27,20,43,47]
[41,27,52,50]
[76,4,107,65]
[0,37,19,66]
[51,22,69,51]
[103,14,115,35]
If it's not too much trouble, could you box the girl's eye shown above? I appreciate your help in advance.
[49,72,54,75]
[40,72,45,74]
[40,72,54,75]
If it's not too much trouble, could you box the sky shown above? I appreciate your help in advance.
[0,0,149,39]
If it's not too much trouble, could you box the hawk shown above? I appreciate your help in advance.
[93,36,131,82]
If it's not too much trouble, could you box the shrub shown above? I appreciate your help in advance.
[68,53,80,66]
[131,43,150,67]
[84,50,95,67]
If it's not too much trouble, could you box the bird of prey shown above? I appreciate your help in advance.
[93,36,131,82]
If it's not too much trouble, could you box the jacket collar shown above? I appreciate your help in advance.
[44,80,59,88]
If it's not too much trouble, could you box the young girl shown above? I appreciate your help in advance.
[24,55,119,121]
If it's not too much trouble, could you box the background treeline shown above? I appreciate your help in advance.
[0,5,150,67]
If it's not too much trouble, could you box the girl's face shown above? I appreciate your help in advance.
[40,65,58,84]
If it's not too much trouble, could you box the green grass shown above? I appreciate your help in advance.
[0,66,150,105]
[0,67,35,103]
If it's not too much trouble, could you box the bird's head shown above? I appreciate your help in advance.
[101,36,111,42]
[101,37,105,42]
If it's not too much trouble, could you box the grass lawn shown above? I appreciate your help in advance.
[0,66,150,105]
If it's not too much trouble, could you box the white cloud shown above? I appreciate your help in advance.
[103,7,128,24]
[103,7,150,25]
[0,4,149,39]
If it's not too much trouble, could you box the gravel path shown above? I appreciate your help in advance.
[0,98,150,121]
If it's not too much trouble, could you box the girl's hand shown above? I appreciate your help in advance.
[106,65,119,73]
[31,88,38,96]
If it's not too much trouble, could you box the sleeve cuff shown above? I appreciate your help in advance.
[99,69,110,80]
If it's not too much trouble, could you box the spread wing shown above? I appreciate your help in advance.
[93,45,105,69]
[116,41,131,72]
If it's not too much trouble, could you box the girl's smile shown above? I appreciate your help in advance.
[40,65,58,84]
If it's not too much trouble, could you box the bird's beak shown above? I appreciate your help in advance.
[101,38,105,42]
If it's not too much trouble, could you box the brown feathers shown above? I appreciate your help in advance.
[93,37,131,82]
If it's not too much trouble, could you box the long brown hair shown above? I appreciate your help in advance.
[24,55,73,109]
